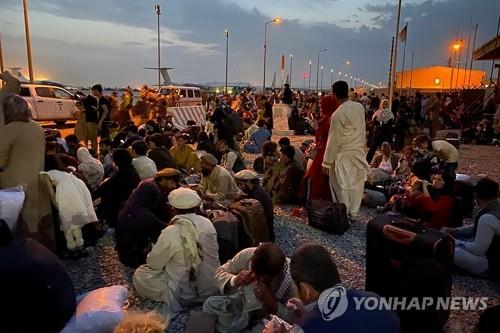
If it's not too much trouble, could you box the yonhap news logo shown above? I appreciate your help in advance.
[318,285,349,321]
[318,286,488,320]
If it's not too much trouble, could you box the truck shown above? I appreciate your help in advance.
[19,83,78,125]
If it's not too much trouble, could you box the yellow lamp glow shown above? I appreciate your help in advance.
[434,78,441,85]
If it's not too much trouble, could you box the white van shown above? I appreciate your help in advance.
[159,85,202,107]
[19,84,77,125]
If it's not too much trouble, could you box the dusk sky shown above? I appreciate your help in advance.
[1,0,499,88]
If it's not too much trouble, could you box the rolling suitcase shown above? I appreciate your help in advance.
[366,213,455,332]
[366,213,454,296]
[208,210,239,264]
[229,199,269,248]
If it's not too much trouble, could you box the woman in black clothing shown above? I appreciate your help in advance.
[93,149,141,227]
[116,181,167,268]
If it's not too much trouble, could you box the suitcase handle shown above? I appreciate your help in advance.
[382,225,417,245]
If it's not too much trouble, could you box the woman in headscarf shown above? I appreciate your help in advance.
[366,98,395,164]
[77,146,104,190]
[303,94,338,201]
[0,94,54,248]
[116,181,167,268]
[405,172,455,229]
[93,149,141,228]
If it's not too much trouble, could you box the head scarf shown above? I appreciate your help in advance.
[2,94,32,124]
[127,181,161,210]
[77,147,103,174]
[373,98,394,124]
[320,94,336,118]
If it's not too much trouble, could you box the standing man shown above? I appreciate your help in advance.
[91,84,111,140]
[427,93,441,139]
[262,95,274,131]
[322,81,370,220]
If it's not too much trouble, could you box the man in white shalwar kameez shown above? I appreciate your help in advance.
[322,81,370,219]
[133,188,220,326]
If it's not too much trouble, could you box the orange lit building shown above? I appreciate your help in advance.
[395,66,486,91]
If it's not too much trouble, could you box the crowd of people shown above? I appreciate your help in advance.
[0,69,499,333]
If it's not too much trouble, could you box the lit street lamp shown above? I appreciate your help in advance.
[316,48,327,92]
[330,68,334,86]
[262,16,281,92]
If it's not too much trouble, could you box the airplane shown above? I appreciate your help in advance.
[144,67,173,86]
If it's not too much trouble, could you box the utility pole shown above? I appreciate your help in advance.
[225,29,229,94]
[22,0,34,82]
[388,0,402,111]
[155,4,161,89]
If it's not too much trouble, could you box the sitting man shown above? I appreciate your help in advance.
[444,177,500,278]
[170,133,201,173]
[413,134,459,178]
[272,145,305,205]
[199,153,239,204]
[132,140,158,180]
[217,139,246,174]
[202,243,297,332]
[278,137,307,171]
[286,243,400,333]
[235,170,275,241]
[367,141,400,185]
[394,145,415,180]
[370,141,399,174]
[243,118,259,141]
[243,119,271,154]
[98,138,115,178]
[116,168,182,268]
[133,188,220,325]
[0,220,76,333]
[146,133,177,170]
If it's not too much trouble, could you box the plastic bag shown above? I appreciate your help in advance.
[0,186,26,231]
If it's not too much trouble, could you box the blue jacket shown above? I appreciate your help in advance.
[297,288,400,333]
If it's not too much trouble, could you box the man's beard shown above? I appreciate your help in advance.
[201,168,212,177]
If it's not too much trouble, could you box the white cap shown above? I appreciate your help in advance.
[234,169,258,180]
[168,187,201,209]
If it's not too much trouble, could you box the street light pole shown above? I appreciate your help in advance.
[320,65,324,91]
[308,60,312,90]
[330,69,334,86]
[225,29,229,94]
[316,48,327,92]
[262,17,281,93]
[22,0,34,83]
[289,54,293,88]
[155,4,161,90]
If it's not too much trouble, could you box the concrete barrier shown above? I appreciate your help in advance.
[168,106,206,130]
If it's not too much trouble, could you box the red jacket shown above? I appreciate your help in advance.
[406,194,454,229]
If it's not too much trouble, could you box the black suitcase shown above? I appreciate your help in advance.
[366,213,454,295]
[209,210,239,264]
[366,214,454,332]
[307,199,349,235]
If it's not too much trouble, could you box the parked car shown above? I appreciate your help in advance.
[19,84,78,125]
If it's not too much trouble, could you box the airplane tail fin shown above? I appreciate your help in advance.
[5,67,29,82]
[144,67,173,85]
